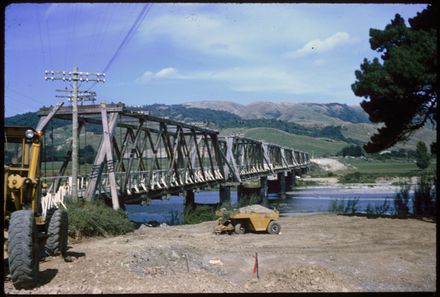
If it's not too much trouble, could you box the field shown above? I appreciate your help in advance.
[338,157,436,177]
[242,128,347,156]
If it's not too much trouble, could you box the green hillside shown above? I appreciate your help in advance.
[243,127,348,157]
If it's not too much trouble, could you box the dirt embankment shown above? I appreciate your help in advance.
[4,214,436,293]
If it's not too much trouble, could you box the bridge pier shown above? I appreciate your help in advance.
[260,176,268,207]
[237,184,245,206]
[287,170,296,191]
[277,172,286,199]
[219,185,231,207]
[185,190,195,210]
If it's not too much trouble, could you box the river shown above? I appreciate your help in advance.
[125,184,414,224]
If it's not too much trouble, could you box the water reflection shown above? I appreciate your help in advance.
[125,185,412,224]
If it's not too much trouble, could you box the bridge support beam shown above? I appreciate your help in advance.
[287,170,296,191]
[277,172,286,199]
[237,184,245,206]
[185,190,195,210]
[219,185,231,207]
[260,176,268,207]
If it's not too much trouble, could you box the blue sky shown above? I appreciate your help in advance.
[4,3,428,117]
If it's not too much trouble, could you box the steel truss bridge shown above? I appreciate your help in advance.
[37,103,310,210]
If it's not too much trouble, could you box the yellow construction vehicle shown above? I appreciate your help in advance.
[4,126,68,290]
[214,206,281,235]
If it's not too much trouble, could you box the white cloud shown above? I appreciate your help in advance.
[136,67,178,83]
[155,67,178,78]
[138,5,329,60]
[285,32,351,58]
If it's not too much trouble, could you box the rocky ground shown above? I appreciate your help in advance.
[4,213,436,294]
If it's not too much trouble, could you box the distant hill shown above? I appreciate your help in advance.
[5,101,435,153]
[183,101,370,126]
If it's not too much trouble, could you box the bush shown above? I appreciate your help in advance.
[67,200,135,238]
[365,199,391,217]
[329,198,359,214]
[338,172,376,183]
[183,205,217,224]
[238,193,261,207]
[394,182,411,218]
[413,174,436,218]
[296,179,320,187]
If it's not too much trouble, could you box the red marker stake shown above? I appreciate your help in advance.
[253,252,259,279]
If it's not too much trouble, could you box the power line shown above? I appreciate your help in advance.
[35,6,47,70]
[6,86,47,106]
[88,3,153,91]
[102,3,151,73]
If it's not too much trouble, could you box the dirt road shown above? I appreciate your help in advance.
[4,214,436,293]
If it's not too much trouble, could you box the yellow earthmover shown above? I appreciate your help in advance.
[4,126,68,289]
[214,205,281,235]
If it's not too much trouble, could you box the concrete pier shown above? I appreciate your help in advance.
[260,176,268,207]
[237,184,245,206]
[277,172,286,199]
[287,170,296,191]
[185,189,195,209]
[219,185,231,207]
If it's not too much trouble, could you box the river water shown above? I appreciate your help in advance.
[125,184,413,225]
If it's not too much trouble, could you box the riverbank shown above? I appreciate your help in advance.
[4,214,435,293]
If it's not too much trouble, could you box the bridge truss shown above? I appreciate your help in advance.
[37,103,310,209]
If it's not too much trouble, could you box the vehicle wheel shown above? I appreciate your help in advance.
[267,220,281,234]
[234,223,246,234]
[45,208,68,257]
[8,210,39,289]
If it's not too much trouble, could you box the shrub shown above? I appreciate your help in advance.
[183,205,217,224]
[366,199,391,217]
[394,182,411,218]
[296,179,320,187]
[338,172,376,183]
[413,174,436,218]
[328,199,346,213]
[238,193,261,207]
[66,200,135,238]
[329,198,359,214]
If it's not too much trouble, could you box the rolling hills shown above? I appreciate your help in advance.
[5,101,436,156]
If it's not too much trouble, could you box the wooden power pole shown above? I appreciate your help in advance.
[45,68,105,201]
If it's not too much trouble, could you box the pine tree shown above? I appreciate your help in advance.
[352,5,437,153]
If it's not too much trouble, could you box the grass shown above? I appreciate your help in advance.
[338,157,436,178]
[244,127,348,156]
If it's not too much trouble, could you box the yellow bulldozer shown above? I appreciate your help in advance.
[214,205,281,235]
[4,126,68,289]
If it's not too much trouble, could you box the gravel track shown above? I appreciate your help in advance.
[4,214,436,293]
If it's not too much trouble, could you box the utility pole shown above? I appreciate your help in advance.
[55,89,97,104]
[45,67,105,201]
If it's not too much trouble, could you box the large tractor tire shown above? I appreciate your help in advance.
[45,208,68,257]
[267,220,281,234]
[234,223,246,234]
[8,210,39,289]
